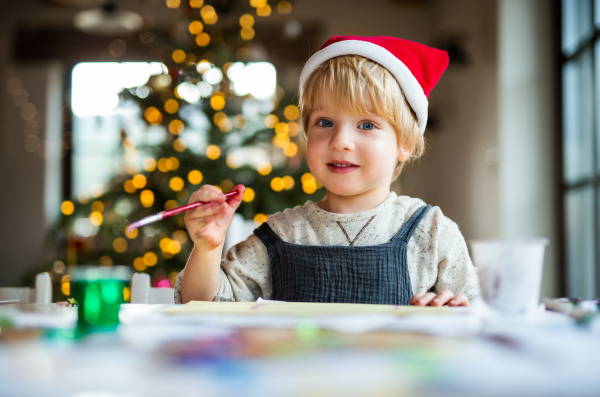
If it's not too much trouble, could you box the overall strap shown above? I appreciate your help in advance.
[395,205,432,244]
[253,222,281,247]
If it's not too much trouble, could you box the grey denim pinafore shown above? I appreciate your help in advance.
[253,205,432,305]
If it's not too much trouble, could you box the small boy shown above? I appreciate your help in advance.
[175,35,479,306]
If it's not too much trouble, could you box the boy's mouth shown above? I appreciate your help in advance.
[327,161,359,173]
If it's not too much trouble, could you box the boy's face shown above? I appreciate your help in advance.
[305,91,410,204]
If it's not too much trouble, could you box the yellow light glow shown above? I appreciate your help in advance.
[124,180,136,194]
[253,213,268,225]
[213,111,227,125]
[172,49,186,63]
[132,174,147,189]
[125,226,138,239]
[303,179,317,194]
[98,256,113,267]
[195,32,211,47]
[157,158,170,172]
[275,122,289,135]
[61,280,70,296]
[163,200,177,210]
[256,4,271,16]
[159,237,172,252]
[140,189,155,207]
[243,187,255,202]
[218,118,232,132]
[169,240,182,254]
[210,93,226,110]
[186,53,197,64]
[173,229,189,244]
[61,200,74,216]
[273,133,290,148]
[301,172,315,183]
[188,20,204,34]
[124,287,130,302]
[283,175,295,190]
[173,138,186,152]
[220,179,234,193]
[188,170,203,185]
[288,121,300,137]
[270,177,285,192]
[164,99,180,114]
[143,252,158,267]
[277,1,292,14]
[166,0,181,8]
[113,237,128,253]
[170,177,185,191]
[239,14,254,27]
[189,0,204,7]
[240,27,255,41]
[168,119,184,135]
[144,107,163,124]
[265,114,278,128]
[91,201,104,212]
[257,162,272,175]
[200,5,217,23]
[206,144,221,160]
[133,257,146,272]
[283,142,298,157]
[143,157,157,172]
[284,104,299,120]
[90,211,103,226]
[250,0,267,7]
[169,157,180,170]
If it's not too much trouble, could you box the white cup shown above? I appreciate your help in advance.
[470,239,548,314]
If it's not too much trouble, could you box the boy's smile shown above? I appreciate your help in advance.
[306,92,408,214]
[327,160,359,173]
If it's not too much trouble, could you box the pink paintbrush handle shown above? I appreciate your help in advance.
[162,190,239,218]
[127,190,239,233]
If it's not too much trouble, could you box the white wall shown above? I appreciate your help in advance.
[498,0,558,298]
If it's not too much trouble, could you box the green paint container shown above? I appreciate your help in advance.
[69,266,131,337]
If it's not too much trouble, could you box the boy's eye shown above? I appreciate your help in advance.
[318,119,333,127]
[358,121,375,130]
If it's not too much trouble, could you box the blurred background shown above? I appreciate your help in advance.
[0,0,594,303]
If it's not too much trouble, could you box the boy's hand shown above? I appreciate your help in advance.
[184,184,245,250]
[409,289,470,307]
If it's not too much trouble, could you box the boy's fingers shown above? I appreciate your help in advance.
[448,293,470,307]
[414,292,437,306]
[410,292,426,305]
[431,289,455,306]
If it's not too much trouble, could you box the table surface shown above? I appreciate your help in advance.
[1,300,599,397]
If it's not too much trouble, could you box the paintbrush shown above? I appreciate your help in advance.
[127,190,239,234]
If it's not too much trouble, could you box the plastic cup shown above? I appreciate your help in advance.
[469,239,548,315]
[69,265,131,337]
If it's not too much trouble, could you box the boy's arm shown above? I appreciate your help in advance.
[175,233,271,303]
[433,221,480,301]
[180,244,225,302]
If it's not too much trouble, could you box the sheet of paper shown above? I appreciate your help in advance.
[162,300,450,316]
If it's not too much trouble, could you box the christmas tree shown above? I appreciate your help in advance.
[39,0,324,301]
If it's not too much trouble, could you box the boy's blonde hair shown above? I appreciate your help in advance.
[299,55,424,180]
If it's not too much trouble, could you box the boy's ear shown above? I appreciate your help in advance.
[398,145,411,163]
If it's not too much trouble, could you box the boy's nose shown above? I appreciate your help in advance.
[328,125,355,151]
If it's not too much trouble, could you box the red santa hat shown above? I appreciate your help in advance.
[299,35,449,134]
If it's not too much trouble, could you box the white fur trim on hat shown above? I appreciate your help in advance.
[299,40,428,134]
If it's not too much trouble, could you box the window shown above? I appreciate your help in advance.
[562,0,600,298]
